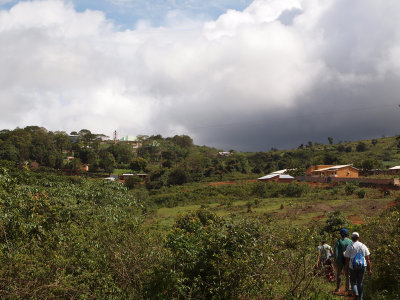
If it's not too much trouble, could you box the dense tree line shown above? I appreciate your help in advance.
[1,127,398,190]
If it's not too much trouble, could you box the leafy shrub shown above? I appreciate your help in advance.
[357,189,366,198]
[146,209,329,299]
[167,167,188,186]
[345,182,357,195]
[283,183,306,197]
[125,175,142,189]
[321,211,350,237]
[252,182,268,197]
[363,206,400,299]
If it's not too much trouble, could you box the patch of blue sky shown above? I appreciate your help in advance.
[111,0,253,24]
[1,0,254,29]
[77,0,254,29]
[0,0,17,9]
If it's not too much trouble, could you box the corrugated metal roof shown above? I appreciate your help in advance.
[258,174,294,180]
[119,136,137,142]
[312,165,352,172]
[258,174,279,180]
[271,169,287,174]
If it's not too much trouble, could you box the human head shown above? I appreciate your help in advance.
[340,228,349,238]
[351,232,360,242]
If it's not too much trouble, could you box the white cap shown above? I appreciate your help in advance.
[351,232,359,238]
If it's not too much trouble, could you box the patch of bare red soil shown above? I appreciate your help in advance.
[347,214,365,225]
[387,201,397,208]
[311,215,325,220]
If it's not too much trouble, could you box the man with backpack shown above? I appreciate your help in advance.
[344,232,372,300]
[334,228,352,293]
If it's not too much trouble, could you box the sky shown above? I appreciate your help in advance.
[1,0,400,151]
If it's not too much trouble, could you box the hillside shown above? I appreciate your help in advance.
[0,162,399,299]
[1,127,400,298]
[2,126,400,189]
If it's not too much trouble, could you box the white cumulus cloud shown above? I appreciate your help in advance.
[1,0,400,150]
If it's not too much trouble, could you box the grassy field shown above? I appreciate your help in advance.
[147,180,396,231]
[112,168,132,175]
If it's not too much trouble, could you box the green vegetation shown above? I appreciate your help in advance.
[1,128,400,298]
[2,126,400,190]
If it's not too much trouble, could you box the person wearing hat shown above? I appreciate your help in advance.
[334,228,352,292]
[344,232,372,300]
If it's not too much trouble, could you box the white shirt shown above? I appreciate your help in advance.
[317,244,332,259]
[344,241,370,269]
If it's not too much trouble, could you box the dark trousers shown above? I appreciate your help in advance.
[336,264,350,290]
[349,267,366,300]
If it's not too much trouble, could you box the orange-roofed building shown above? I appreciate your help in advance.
[305,165,358,178]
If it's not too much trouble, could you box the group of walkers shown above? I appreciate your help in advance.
[315,228,372,300]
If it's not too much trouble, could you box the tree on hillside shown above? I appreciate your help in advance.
[167,167,188,186]
[328,137,333,145]
[130,157,148,172]
[54,131,70,152]
[171,135,193,149]
[0,142,19,161]
[110,143,135,164]
[337,145,345,152]
[323,152,339,165]
[99,151,116,174]
[361,159,375,171]
[356,142,367,152]
[9,129,32,162]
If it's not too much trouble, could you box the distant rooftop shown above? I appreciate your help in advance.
[313,165,353,172]
[119,136,137,142]
[258,174,294,180]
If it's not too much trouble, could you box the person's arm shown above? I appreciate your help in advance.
[333,241,339,266]
[365,255,372,275]
[316,250,321,267]
[334,241,339,259]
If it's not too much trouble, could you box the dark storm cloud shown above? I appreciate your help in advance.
[191,74,400,151]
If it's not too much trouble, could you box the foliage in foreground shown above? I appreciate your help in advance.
[0,167,161,298]
[147,210,326,299]
[1,166,400,299]
[362,200,400,300]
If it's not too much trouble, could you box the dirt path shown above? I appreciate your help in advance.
[332,290,354,299]
[311,215,326,221]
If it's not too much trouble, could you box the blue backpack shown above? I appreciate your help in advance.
[352,252,366,270]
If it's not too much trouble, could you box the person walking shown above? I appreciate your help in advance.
[334,228,352,292]
[315,241,335,281]
[344,232,372,300]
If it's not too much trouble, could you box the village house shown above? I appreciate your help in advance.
[258,169,295,183]
[218,151,232,157]
[119,136,142,148]
[305,165,359,178]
